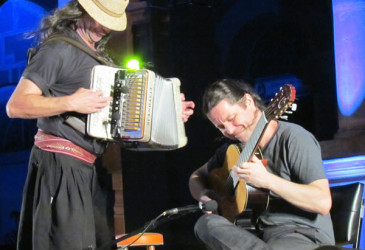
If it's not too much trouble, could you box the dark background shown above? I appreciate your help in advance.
[118,0,337,249]
[0,0,338,249]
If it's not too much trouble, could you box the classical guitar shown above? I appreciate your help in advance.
[208,84,296,225]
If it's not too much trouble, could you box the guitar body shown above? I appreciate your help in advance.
[209,144,270,224]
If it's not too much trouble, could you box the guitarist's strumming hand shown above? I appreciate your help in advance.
[233,155,271,189]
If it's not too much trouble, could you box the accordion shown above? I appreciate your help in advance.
[86,65,187,150]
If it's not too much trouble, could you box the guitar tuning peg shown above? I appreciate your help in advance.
[280,115,288,120]
[291,103,297,111]
[285,110,293,114]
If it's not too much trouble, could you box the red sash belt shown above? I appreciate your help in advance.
[34,129,97,164]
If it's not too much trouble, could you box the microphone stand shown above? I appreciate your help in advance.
[96,211,192,250]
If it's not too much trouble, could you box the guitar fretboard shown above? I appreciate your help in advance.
[229,113,269,188]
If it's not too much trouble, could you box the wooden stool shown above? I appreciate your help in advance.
[116,233,164,250]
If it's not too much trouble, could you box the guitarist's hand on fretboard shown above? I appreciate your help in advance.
[234,155,271,190]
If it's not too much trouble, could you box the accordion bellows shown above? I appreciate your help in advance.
[87,65,187,150]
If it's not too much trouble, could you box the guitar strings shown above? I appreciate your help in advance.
[222,142,264,195]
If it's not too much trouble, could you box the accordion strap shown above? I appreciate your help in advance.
[45,34,114,66]
[28,34,114,67]
[28,34,114,135]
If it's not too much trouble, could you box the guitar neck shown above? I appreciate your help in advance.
[239,114,269,164]
[231,113,269,185]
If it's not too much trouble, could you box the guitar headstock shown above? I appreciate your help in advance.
[264,84,296,121]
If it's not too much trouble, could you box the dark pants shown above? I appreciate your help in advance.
[17,146,115,250]
[195,214,334,250]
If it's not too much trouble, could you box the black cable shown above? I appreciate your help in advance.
[97,210,195,250]
[97,201,218,250]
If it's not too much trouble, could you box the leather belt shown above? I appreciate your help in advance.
[34,129,97,164]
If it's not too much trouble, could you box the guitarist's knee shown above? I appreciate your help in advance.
[195,214,233,235]
[194,214,244,248]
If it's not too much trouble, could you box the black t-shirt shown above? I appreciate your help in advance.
[206,121,335,244]
[23,28,106,155]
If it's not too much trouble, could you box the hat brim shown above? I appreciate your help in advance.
[78,0,128,31]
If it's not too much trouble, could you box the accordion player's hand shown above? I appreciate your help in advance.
[69,88,113,114]
[181,93,195,122]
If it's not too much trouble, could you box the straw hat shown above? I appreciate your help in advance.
[78,0,129,31]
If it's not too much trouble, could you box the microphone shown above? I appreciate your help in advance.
[162,200,218,216]
[97,200,218,250]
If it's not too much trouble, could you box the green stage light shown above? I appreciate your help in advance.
[126,59,140,70]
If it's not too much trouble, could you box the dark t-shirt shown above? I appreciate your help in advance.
[207,121,335,243]
[23,28,106,155]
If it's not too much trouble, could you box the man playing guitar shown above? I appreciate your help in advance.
[189,79,334,250]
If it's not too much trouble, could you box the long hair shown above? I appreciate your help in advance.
[202,79,265,116]
[27,0,112,60]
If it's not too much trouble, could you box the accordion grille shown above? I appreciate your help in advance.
[123,73,145,132]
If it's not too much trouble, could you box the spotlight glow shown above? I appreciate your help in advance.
[126,59,140,70]
[332,0,365,116]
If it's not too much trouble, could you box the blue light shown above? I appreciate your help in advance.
[332,0,365,116]
[0,0,46,86]
[58,0,70,8]
[323,155,365,181]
